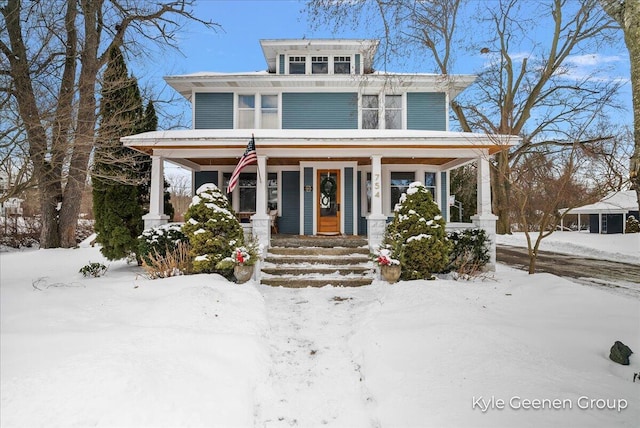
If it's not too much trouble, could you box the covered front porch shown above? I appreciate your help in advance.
[122,129,515,268]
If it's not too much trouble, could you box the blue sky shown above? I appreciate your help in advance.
[131,0,632,130]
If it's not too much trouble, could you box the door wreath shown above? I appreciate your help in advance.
[320,175,337,207]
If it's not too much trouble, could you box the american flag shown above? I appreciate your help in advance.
[227,136,257,193]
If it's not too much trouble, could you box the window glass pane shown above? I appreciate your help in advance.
[261,95,278,129]
[238,110,254,128]
[362,95,379,109]
[334,56,350,74]
[362,95,379,129]
[238,95,255,108]
[312,56,328,74]
[385,109,401,129]
[425,172,436,199]
[289,56,305,74]
[239,172,256,212]
[222,173,232,202]
[238,95,255,129]
[362,110,379,129]
[385,95,401,108]
[390,172,414,211]
[268,172,278,211]
[261,94,277,109]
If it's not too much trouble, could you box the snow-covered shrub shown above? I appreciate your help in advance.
[79,262,108,278]
[625,215,640,233]
[383,181,452,280]
[182,183,245,275]
[447,228,490,275]
[138,223,189,266]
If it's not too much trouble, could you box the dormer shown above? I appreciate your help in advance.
[260,39,379,75]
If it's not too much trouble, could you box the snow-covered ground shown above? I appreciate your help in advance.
[1,240,639,427]
[495,231,640,265]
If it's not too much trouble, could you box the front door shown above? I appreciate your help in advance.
[317,169,340,235]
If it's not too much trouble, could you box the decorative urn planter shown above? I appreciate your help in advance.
[233,264,254,283]
[380,264,401,283]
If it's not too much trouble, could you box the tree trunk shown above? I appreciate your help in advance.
[625,4,640,208]
[491,151,512,234]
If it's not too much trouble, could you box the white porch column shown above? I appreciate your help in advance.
[368,154,387,251]
[471,154,498,270]
[142,155,169,230]
[252,155,270,252]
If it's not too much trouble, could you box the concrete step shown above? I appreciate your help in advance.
[271,235,369,248]
[264,256,370,265]
[261,277,373,288]
[268,246,369,256]
[262,266,373,276]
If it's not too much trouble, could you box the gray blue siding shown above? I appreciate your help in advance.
[282,93,358,129]
[355,54,361,74]
[357,173,366,235]
[194,171,219,192]
[279,55,285,74]
[304,168,313,235]
[194,93,233,129]
[344,167,354,235]
[280,171,300,234]
[407,93,447,131]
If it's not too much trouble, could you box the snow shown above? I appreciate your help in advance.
[495,231,640,265]
[1,241,639,427]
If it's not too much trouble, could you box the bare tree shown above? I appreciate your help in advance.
[600,0,640,209]
[0,0,216,248]
[307,0,624,234]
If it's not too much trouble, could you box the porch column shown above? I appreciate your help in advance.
[252,155,270,254]
[471,154,498,270]
[368,154,387,251]
[142,155,169,230]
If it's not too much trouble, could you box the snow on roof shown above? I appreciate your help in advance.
[562,191,639,214]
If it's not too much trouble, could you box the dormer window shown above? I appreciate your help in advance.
[334,56,351,74]
[289,56,306,74]
[312,56,328,74]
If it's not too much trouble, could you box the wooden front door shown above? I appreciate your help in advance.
[317,169,340,235]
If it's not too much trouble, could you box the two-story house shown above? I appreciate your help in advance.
[122,39,516,266]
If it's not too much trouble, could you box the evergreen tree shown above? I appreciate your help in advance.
[92,46,146,261]
[383,182,452,280]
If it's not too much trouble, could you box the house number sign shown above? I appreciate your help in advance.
[373,173,381,199]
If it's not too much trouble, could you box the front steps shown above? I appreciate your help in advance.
[261,236,375,288]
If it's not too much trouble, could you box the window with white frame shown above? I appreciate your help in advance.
[385,95,402,129]
[425,172,437,199]
[238,95,255,128]
[261,95,278,129]
[289,56,306,74]
[268,172,278,211]
[362,95,379,129]
[390,172,414,211]
[334,56,351,74]
[222,172,256,213]
[312,56,328,74]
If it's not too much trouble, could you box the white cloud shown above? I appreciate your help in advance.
[565,53,623,67]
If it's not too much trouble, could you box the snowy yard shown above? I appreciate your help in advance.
[1,235,639,427]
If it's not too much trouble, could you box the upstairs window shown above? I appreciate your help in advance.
[385,95,402,129]
[289,56,306,74]
[261,95,278,129]
[312,56,328,74]
[238,95,255,128]
[362,95,379,129]
[334,56,351,74]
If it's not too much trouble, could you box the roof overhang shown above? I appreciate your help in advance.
[164,73,477,101]
[122,129,517,171]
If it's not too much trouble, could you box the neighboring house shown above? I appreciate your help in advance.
[122,39,516,265]
[561,191,640,234]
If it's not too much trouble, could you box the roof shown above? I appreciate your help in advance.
[562,191,639,215]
